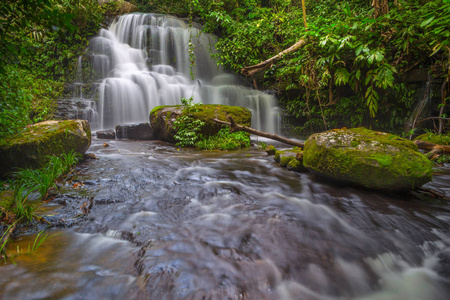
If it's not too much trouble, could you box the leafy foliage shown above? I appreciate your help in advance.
[173,97,206,147]
[1,151,82,224]
[196,127,250,150]
[139,0,449,135]
[0,0,116,139]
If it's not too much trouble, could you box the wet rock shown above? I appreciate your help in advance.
[150,104,252,143]
[0,120,91,176]
[97,129,116,139]
[115,123,155,140]
[84,153,97,160]
[274,148,307,172]
[303,127,433,191]
[265,145,277,156]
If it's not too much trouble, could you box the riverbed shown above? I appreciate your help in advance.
[1,137,449,299]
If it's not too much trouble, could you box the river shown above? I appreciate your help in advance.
[0,137,449,299]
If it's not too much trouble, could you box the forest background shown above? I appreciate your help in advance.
[0,0,449,139]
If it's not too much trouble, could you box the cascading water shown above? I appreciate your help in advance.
[86,13,280,133]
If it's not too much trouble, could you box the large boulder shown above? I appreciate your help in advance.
[303,127,433,191]
[150,104,252,143]
[0,120,91,176]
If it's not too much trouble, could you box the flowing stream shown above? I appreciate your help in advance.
[0,138,449,299]
[1,13,450,300]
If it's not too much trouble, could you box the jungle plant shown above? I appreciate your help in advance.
[12,185,34,223]
[173,97,206,147]
[196,127,251,150]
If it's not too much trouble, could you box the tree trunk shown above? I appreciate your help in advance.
[372,0,389,18]
[213,116,305,148]
[414,140,450,153]
[301,0,308,29]
[241,39,307,77]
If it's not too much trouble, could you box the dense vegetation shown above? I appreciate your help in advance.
[1,0,448,139]
[0,0,122,139]
[133,0,449,136]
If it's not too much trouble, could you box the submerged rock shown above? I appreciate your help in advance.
[265,145,277,156]
[115,123,154,140]
[0,120,91,176]
[303,127,433,191]
[150,104,252,143]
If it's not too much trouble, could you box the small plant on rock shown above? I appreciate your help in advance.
[173,96,206,147]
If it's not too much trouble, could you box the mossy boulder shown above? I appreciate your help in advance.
[150,104,252,143]
[414,133,450,146]
[303,127,433,191]
[274,148,307,172]
[0,120,91,176]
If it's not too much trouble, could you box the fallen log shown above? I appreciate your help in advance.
[213,116,305,148]
[414,140,450,153]
[241,39,307,78]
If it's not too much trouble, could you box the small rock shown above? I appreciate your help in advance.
[265,145,277,156]
[97,130,116,139]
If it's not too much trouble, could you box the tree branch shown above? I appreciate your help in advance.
[241,39,307,77]
[213,116,305,148]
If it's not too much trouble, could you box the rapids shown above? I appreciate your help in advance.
[0,138,449,299]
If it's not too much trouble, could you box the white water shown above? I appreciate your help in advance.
[85,13,280,132]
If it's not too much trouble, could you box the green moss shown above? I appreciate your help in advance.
[351,140,359,147]
[265,145,277,155]
[280,155,292,167]
[188,104,252,136]
[0,120,91,175]
[303,128,433,190]
[274,148,307,172]
[0,190,14,209]
[274,150,283,163]
[369,154,393,167]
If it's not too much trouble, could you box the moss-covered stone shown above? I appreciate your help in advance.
[149,104,252,143]
[0,190,14,210]
[265,145,277,155]
[274,148,307,172]
[303,127,433,191]
[415,133,450,146]
[0,120,91,176]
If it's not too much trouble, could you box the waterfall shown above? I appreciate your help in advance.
[86,13,280,133]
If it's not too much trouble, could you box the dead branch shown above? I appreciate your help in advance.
[414,139,450,153]
[241,39,307,77]
[213,116,305,148]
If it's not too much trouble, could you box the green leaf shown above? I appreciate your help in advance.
[420,16,435,28]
